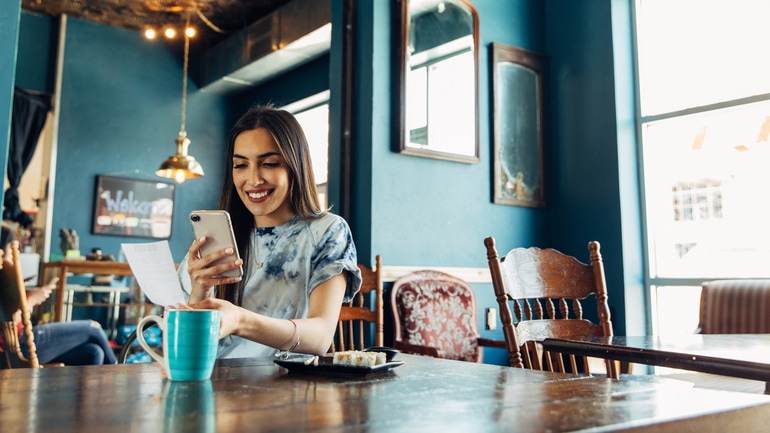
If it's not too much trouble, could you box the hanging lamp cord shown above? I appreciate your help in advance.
[196,7,226,34]
[180,16,190,136]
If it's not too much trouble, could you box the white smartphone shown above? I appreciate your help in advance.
[189,210,244,278]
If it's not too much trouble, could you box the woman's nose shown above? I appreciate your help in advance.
[246,167,261,185]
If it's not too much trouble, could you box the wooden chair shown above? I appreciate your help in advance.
[390,269,505,363]
[331,255,384,352]
[0,240,40,369]
[484,237,619,378]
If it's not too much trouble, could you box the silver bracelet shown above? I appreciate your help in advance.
[279,319,300,359]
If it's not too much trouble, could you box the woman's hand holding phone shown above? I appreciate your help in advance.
[190,210,244,278]
[187,211,244,302]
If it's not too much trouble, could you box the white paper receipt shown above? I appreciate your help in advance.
[121,241,185,307]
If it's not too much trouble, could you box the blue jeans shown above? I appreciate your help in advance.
[21,320,117,365]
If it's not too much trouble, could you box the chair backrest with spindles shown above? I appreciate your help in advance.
[331,255,384,352]
[0,240,40,369]
[485,237,617,378]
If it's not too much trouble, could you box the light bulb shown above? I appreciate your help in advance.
[144,28,156,39]
[185,27,196,38]
[174,171,186,184]
[165,28,176,39]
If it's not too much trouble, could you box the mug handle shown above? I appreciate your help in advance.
[136,315,165,365]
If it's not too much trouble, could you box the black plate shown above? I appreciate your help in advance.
[274,352,404,376]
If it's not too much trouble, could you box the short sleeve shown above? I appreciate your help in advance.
[308,216,362,303]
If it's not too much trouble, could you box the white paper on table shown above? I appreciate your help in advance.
[121,241,185,307]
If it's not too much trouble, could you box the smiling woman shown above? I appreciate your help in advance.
[173,105,362,361]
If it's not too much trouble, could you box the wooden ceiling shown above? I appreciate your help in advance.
[21,0,295,46]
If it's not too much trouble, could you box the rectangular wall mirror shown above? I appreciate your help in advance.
[393,0,480,163]
[492,43,545,207]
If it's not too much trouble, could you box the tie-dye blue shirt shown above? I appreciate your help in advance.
[178,212,362,358]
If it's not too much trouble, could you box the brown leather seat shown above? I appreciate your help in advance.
[697,279,770,334]
[662,279,770,394]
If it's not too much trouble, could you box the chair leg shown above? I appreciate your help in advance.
[620,361,633,375]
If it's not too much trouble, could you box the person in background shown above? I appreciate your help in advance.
[1,224,117,365]
[176,104,362,359]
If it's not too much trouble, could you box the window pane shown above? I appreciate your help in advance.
[292,103,329,209]
[643,101,770,278]
[293,104,329,186]
[637,0,770,115]
[652,285,701,335]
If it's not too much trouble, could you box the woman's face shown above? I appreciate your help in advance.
[233,128,295,227]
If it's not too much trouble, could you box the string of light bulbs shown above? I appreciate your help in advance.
[143,5,226,40]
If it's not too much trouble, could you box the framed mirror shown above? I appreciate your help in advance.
[492,43,545,207]
[394,0,480,163]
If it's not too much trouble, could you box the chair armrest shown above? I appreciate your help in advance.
[393,341,444,358]
[477,337,507,349]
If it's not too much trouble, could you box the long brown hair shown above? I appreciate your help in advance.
[217,104,324,305]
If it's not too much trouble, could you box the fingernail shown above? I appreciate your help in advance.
[225,248,233,254]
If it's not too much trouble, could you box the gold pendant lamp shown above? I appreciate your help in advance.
[156,18,204,184]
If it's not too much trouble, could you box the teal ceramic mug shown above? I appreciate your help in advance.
[137,309,221,381]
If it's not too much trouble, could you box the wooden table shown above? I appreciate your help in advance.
[542,334,770,394]
[2,354,770,432]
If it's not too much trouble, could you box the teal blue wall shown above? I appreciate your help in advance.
[15,12,57,93]
[543,0,643,336]
[46,17,227,261]
[347,0,549,365]
[611,0,646,336]
[0,2,21,209]
[6,0,643,364]
[14,15,335,263]
[348,0,642,363]
[361,0,548,269]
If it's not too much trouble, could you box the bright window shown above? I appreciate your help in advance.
[282,92,330,209]
[635,1,770,335]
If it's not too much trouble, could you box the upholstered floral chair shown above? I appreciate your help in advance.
[390,270,504,363]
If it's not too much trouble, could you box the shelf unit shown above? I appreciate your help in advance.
[40,260,156,339]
